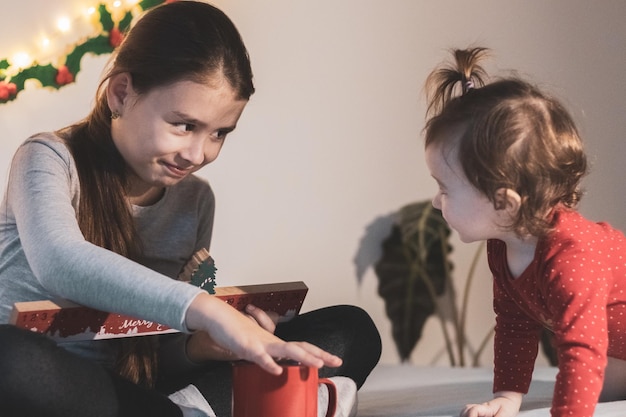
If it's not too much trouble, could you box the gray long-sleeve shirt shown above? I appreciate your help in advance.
[0,133,215,365]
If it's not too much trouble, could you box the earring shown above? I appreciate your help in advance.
[111,111,121,120]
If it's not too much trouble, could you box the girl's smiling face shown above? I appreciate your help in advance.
[108,73,247,204]
[425,140,508,243]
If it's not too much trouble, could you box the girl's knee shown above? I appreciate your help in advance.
[0,325,56,358]
[0,325,51,374]
[328,305,382,364]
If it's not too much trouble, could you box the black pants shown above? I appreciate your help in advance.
[0,305,381,417]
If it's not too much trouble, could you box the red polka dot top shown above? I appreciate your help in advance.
[489,208,626,417]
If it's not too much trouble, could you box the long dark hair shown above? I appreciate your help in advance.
[424,47,587,237]
[60,1,254,386]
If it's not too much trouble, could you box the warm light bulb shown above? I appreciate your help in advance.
[112,0,122,8]
[57,17,71,33]
[12,52,32,69]
[41,37,51,49]
[84,5,100,26]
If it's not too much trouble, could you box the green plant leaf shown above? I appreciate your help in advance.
[374,200,453,361]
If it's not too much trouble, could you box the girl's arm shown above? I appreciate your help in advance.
[9,137,202,330]
[185,291,342,374]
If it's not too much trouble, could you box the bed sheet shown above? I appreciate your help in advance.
[357,365,625,417]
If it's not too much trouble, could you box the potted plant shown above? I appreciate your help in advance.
[373,200,556,366]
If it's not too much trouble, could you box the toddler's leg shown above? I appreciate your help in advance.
[600,356,626,402]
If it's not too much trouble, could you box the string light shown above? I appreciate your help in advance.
[1,0,169,103]
[56,17,72,33]
[11,52,32,69]
[5,0,150,71]
[10,2,105,68]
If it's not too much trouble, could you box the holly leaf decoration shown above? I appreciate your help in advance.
[98,4,115,32]
[119,10,134,33]
[66,35,114,76]
[0,59,8,81]
[0,0,168,104]
[10,64,58,90]
[140,0,167,10]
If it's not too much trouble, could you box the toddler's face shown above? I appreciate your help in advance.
[425,141,505,243]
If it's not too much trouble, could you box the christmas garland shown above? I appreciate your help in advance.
[0,0,172,104]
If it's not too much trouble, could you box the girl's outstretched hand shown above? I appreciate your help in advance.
[185,292,342,374]
[244,303,279,334]
[460,392,522,417]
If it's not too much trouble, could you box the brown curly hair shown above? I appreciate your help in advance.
[424,47,587,237]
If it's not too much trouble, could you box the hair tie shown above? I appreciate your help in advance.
[462,80,474,95]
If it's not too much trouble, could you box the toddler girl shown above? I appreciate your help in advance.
[423,47,626,417]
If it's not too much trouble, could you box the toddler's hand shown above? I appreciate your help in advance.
[460,392,522,417]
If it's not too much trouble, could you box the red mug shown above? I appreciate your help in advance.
[232,360,337,417]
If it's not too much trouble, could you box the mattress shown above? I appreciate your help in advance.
[357,365,625,417]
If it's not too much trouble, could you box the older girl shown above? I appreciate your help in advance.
[0,2,380,416]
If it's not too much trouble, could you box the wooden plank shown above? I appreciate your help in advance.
[10,281,308,341]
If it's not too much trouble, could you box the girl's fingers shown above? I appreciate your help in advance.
[189,294,342,374]
[305,343,343,367]
[251,351,284,375]
[244,304,278,333]
[273,341,342,368]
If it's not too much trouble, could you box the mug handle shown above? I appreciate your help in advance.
[319,378,337,417]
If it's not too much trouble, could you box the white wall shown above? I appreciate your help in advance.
[2,0,625,366]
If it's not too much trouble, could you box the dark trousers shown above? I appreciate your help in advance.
[0,305,381,417]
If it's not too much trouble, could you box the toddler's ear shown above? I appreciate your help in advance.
[494,188,521,215]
